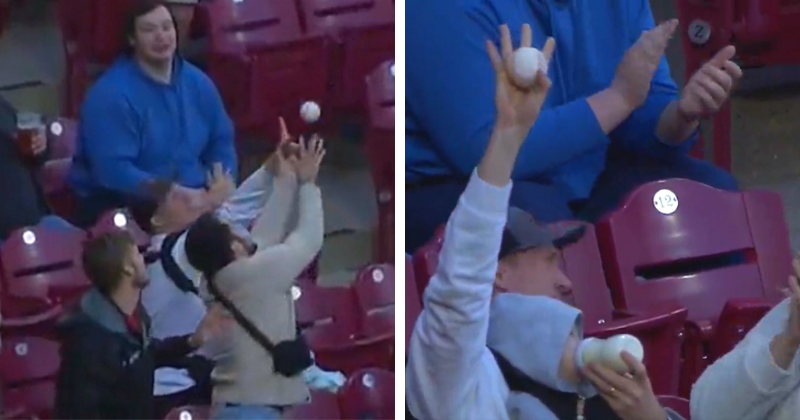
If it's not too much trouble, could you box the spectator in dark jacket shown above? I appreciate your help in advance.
[55,230,229,420]
[0,95,75,241]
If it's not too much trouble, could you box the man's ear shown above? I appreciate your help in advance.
[495,260,509,292]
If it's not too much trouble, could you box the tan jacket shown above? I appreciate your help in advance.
[211,175,323,406]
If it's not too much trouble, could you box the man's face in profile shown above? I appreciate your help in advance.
[496,246,575,304]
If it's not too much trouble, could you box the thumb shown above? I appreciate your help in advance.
[709,45,736,68]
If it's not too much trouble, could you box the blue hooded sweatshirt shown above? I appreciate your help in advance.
[69,56,237,200]
[405,0,696,199]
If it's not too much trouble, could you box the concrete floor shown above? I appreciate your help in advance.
[0,0,380,286]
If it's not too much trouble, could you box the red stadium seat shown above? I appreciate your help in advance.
[657,396,690,419]
[596,179,791,396]
[36,158,77,220]
[365,60,395,263]
[558,221,688,396]
[338,368,394,420]
[203,0,328,140]
[283,390,342,419]
[0,227,89,318]
[405,255,422,353]
[352,264,394,338]
[2,380,56,420]
[708,298,772,361]
[298,0,395,111]
[45,117,78,160]
[0,335,60,420]
[163,405,211,420]
[351,264,394,370]
[89,208,151,250]
[295,282,363,373]
[56,0,136,116]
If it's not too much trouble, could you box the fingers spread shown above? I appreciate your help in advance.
[486,40,504,74]
[499,24,513,61]
[521,23,532,48]
[542,37,556,62]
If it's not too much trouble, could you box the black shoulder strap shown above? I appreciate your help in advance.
[489,348,622,420]
[205,275,276,353]
[159,230,199,295]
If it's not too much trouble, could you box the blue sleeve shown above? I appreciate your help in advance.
[406,1,608,180]
[610,0,696,158]
[199,75,238,179]
[79,88,153,196]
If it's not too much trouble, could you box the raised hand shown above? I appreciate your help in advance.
[205,162,235,208]
[265,117,301,176]
[612,19,679,110]
[292,135,326,184]
[678,45,742,120]
[583,352,667,420]
[784,257,800,341]
[487,24,555,137]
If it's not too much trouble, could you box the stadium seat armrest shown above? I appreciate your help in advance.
[2,305,64,329]
[587,306,688,338]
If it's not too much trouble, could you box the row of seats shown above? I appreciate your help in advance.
[407,179,792,397]
[165,368,394,420]
[296,265,395,375]
[58,0,394,140]
[0,210,395,418]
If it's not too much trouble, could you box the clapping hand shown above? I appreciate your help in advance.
[487,24,555,137]
[583,352,667,420]
[292,135,326,184]
[612,19,678,110]
[206,162,235,208]
[784,257,800,342]
[678,45,742,121]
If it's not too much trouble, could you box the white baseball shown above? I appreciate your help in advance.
[579,337,605,367]
[601,334,644,374]
[300,101,321,123]
[511,47,548,85]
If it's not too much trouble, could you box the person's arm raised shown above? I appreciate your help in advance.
[406,24,555,419]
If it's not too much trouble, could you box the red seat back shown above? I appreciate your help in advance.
[205,0,305,54]
[352,264,394,338]
[596,179,782,324]
[163,404,211,420]
[0,335,60,419]
[295,282,360,345]
[3,380,56,420]
[338,368,394,420]
[556,222,616,327]
[36,158,77,219]
[405,255,422,353]
[0,227,89,317]
[0,335,60,385]
[89,209,151,250]
[46,117,78,160]
[741,189,793,301]
[299,0,394,35]
[283,390,341,419]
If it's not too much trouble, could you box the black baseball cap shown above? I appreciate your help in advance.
[498,207,586,260]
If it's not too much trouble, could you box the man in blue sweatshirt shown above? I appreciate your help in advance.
[406,0,742,252]
[69,0,236,227]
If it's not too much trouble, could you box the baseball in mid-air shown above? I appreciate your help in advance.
[300,101,321,123]
[511,47,548,85]
[579,334,644,374]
